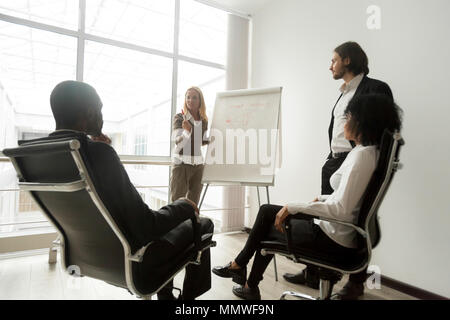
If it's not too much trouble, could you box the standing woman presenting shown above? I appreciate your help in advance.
[171,86,209,205]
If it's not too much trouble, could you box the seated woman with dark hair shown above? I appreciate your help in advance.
[212,94,402,300]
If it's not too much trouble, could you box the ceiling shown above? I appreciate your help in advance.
[206,0,273,16]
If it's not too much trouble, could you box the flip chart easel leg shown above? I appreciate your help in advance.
[198,184,209,210]
[266,186,270,204]
[257,186,261,207]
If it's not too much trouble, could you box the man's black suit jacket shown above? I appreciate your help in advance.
[328,75,393,147]
[323,76,394,194]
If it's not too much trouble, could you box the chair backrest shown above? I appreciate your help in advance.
[3,136,129,288]
[357,130,404,250]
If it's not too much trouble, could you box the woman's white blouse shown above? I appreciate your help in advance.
[173,119,204,165]
[286,145,379,248]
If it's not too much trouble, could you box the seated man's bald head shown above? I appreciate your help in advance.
[50,80,103,136]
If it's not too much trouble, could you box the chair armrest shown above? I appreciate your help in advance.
[190,215,202,258]
[129,215,202,263]
[285,213,367,238]
[129,242,154,262]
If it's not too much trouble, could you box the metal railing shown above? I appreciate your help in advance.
[0,154,247,231]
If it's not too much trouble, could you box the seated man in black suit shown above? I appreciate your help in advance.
[44,80,214,300]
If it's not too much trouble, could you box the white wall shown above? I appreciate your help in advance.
[249,0,450,297]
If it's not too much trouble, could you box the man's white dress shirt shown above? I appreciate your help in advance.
[331,73,364,154]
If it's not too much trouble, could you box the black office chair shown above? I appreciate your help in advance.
[3,136,216,299]
[261,130,404,300]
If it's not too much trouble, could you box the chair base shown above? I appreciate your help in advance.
[48,247,58,264]
[281,291,316,300]
[280,279,335,300]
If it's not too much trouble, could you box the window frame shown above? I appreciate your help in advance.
[0,0,229,248]
[0,0,226,161]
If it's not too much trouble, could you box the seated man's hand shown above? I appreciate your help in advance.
[91,133,112,145]
[180,198,199,215]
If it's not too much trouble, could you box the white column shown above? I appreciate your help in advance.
[221,14,250,232]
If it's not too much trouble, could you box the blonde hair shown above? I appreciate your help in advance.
[183,86,208,122]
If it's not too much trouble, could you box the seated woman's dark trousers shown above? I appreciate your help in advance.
[235,204,355,289]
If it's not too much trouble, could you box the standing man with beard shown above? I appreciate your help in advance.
[282,42,393,300]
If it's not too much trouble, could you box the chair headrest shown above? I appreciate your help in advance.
[357,129,403,230]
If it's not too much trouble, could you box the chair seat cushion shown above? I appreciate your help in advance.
[260,239,368,272]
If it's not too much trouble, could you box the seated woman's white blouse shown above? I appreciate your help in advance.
[286,145,379,248]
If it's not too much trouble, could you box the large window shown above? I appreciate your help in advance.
[0,0,230,241]
[0,21,77,116]
[0,0,79,30]
[83,40,173,156]
[179,0,227,64]
[85,0,175,52]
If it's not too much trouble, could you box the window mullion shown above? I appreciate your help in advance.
[76,0,86,81]
[170,0,180,158]
[168,0,181,204]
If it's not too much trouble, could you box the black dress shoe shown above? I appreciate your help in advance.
[157,286,181,300]
[157,291,176,300]
[331,281,364,300]
[283,270,320,289]
[212,262,247,285]
[232,285,261,300]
